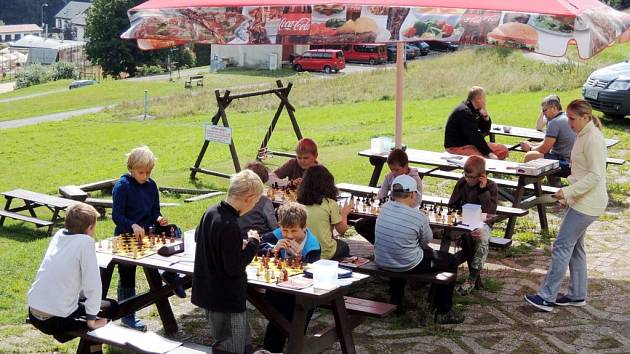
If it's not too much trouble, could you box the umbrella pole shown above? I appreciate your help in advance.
[395,41,404,148]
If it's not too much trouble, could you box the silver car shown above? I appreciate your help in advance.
[582,61,630,119]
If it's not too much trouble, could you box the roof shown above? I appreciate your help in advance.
[55,1,92,20]
[10,35,85,50]
[0,24,43,34]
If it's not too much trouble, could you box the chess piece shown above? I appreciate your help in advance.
[265,269,271,283]
[282,269,289,281]
[161,232,166,244]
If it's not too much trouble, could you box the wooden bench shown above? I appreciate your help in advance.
[337,183,527,243]
[413,166,560,195]
[77,179,118,193]
[60,324,231,354]
[58,185,89,201]
[184,75,204,88]
[0,209,53,228]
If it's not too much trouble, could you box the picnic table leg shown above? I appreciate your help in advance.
[24,200,38,218]
[0,197,13,226]
[76,337,102,354]
[439,229,452,253]
[533,179,549,232]
[507,176,528,237]
[331,296,357,354]
[285,299,309,354]
[367,157,385,187]
[100,263,115,300]
[143,267,178,333]
[47,207,63,236]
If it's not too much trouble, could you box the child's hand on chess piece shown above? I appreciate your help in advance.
[289,178,302,188]
[131,224,145,238]
[157,216,168,226]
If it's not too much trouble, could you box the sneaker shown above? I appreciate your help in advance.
[161,272,187,299]
[456,281,475,296]
[555,294,586,307]
[121,316,147,331]
[435,310,465,324]
[524,294,555,312]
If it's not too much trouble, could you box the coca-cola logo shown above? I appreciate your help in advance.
[279,13,311,35]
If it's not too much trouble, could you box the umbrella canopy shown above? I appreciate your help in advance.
[121,1,630,146]
[122,1,630,57]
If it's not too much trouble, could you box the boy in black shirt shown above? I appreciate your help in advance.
[192,170,263,354]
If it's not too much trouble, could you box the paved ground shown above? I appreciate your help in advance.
[0,106,107,129]
[3,203,627,353]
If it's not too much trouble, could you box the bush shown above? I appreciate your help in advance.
[15,64,50,89]
[177,48,195,68]
[137,64,164,77]
[50,61,78,80]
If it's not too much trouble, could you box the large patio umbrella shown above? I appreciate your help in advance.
[122,1,630,147]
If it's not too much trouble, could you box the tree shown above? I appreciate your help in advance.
[85,0,165,77]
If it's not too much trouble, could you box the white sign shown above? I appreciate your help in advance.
[204,124,232,144]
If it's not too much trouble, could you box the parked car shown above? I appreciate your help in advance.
[386,44,420,62]
[293,49,345,73]
[341,43,387,65]
[410,41,430,56]
[69,79,97,90]
[582,61,630,118]
[423,40,459,52]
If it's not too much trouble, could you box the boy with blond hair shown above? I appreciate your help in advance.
[112,146,170,330]
[192,170,263,354]
[448,155,498,295]
[269,138,319,187]
[28,203,117,339]
[260,202,321,352]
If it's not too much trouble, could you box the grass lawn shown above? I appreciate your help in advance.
[0,46,628,352]
[0,67,299,121]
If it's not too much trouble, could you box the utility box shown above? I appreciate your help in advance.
[269,53,278,71]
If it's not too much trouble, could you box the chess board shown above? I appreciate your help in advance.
[247,254,308,284]
[96,234,176,259]
[266,186,298,204]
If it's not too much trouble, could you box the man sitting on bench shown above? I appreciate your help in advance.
[374,175,464,324]
[28,203,118,342]
[521,95,576,186]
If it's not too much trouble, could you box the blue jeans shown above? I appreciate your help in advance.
[538,208,598,302]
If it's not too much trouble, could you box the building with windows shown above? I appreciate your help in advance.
[54,1,92,41]
[0,24,42,43]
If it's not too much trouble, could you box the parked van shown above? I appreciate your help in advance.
[342,44,387,65]
[293,49,345,73]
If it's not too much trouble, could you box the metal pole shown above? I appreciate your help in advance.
[41,3,48,38]
[395,41,404,148]
[144,90,148,120]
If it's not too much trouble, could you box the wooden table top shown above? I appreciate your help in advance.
[359,148,554,177]
[1,189,76,209]
[95,244,369,299]
[490,124,618,148]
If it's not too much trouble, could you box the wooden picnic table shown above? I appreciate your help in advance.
[488,124,619,148]
[359,148,559,235]
[0,189,76,235]
[95,244,370,354]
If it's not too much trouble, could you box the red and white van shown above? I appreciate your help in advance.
[292,49,345,73]
[342,44,387,65]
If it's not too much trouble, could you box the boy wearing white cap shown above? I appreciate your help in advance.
[374,175,464,324]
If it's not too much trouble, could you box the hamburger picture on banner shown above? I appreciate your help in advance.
[487,22,538,50]
[309,4,381,44]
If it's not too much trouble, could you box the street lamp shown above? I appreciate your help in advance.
[41,3,48,38]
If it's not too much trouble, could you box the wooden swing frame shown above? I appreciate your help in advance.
[190,80,303,180]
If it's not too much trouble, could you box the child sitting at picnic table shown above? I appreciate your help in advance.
[192,170,262,354]
[355,148,423,244]
[297,165,351,260]
[238,161,279,236]
[269,138,319,187]
[28,203,118,340]
[374,175,464,324]
[448,155,498,295]
[112,146,180,331]
[259,202,321,353]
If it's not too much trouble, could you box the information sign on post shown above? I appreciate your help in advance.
[204,124,232,144]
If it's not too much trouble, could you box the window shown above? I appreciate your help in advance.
[14,34,21,40]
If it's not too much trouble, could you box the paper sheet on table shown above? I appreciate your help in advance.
[95,252,113,268]
[87,322,182,353]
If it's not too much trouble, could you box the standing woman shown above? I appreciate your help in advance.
[525,99,607,312]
